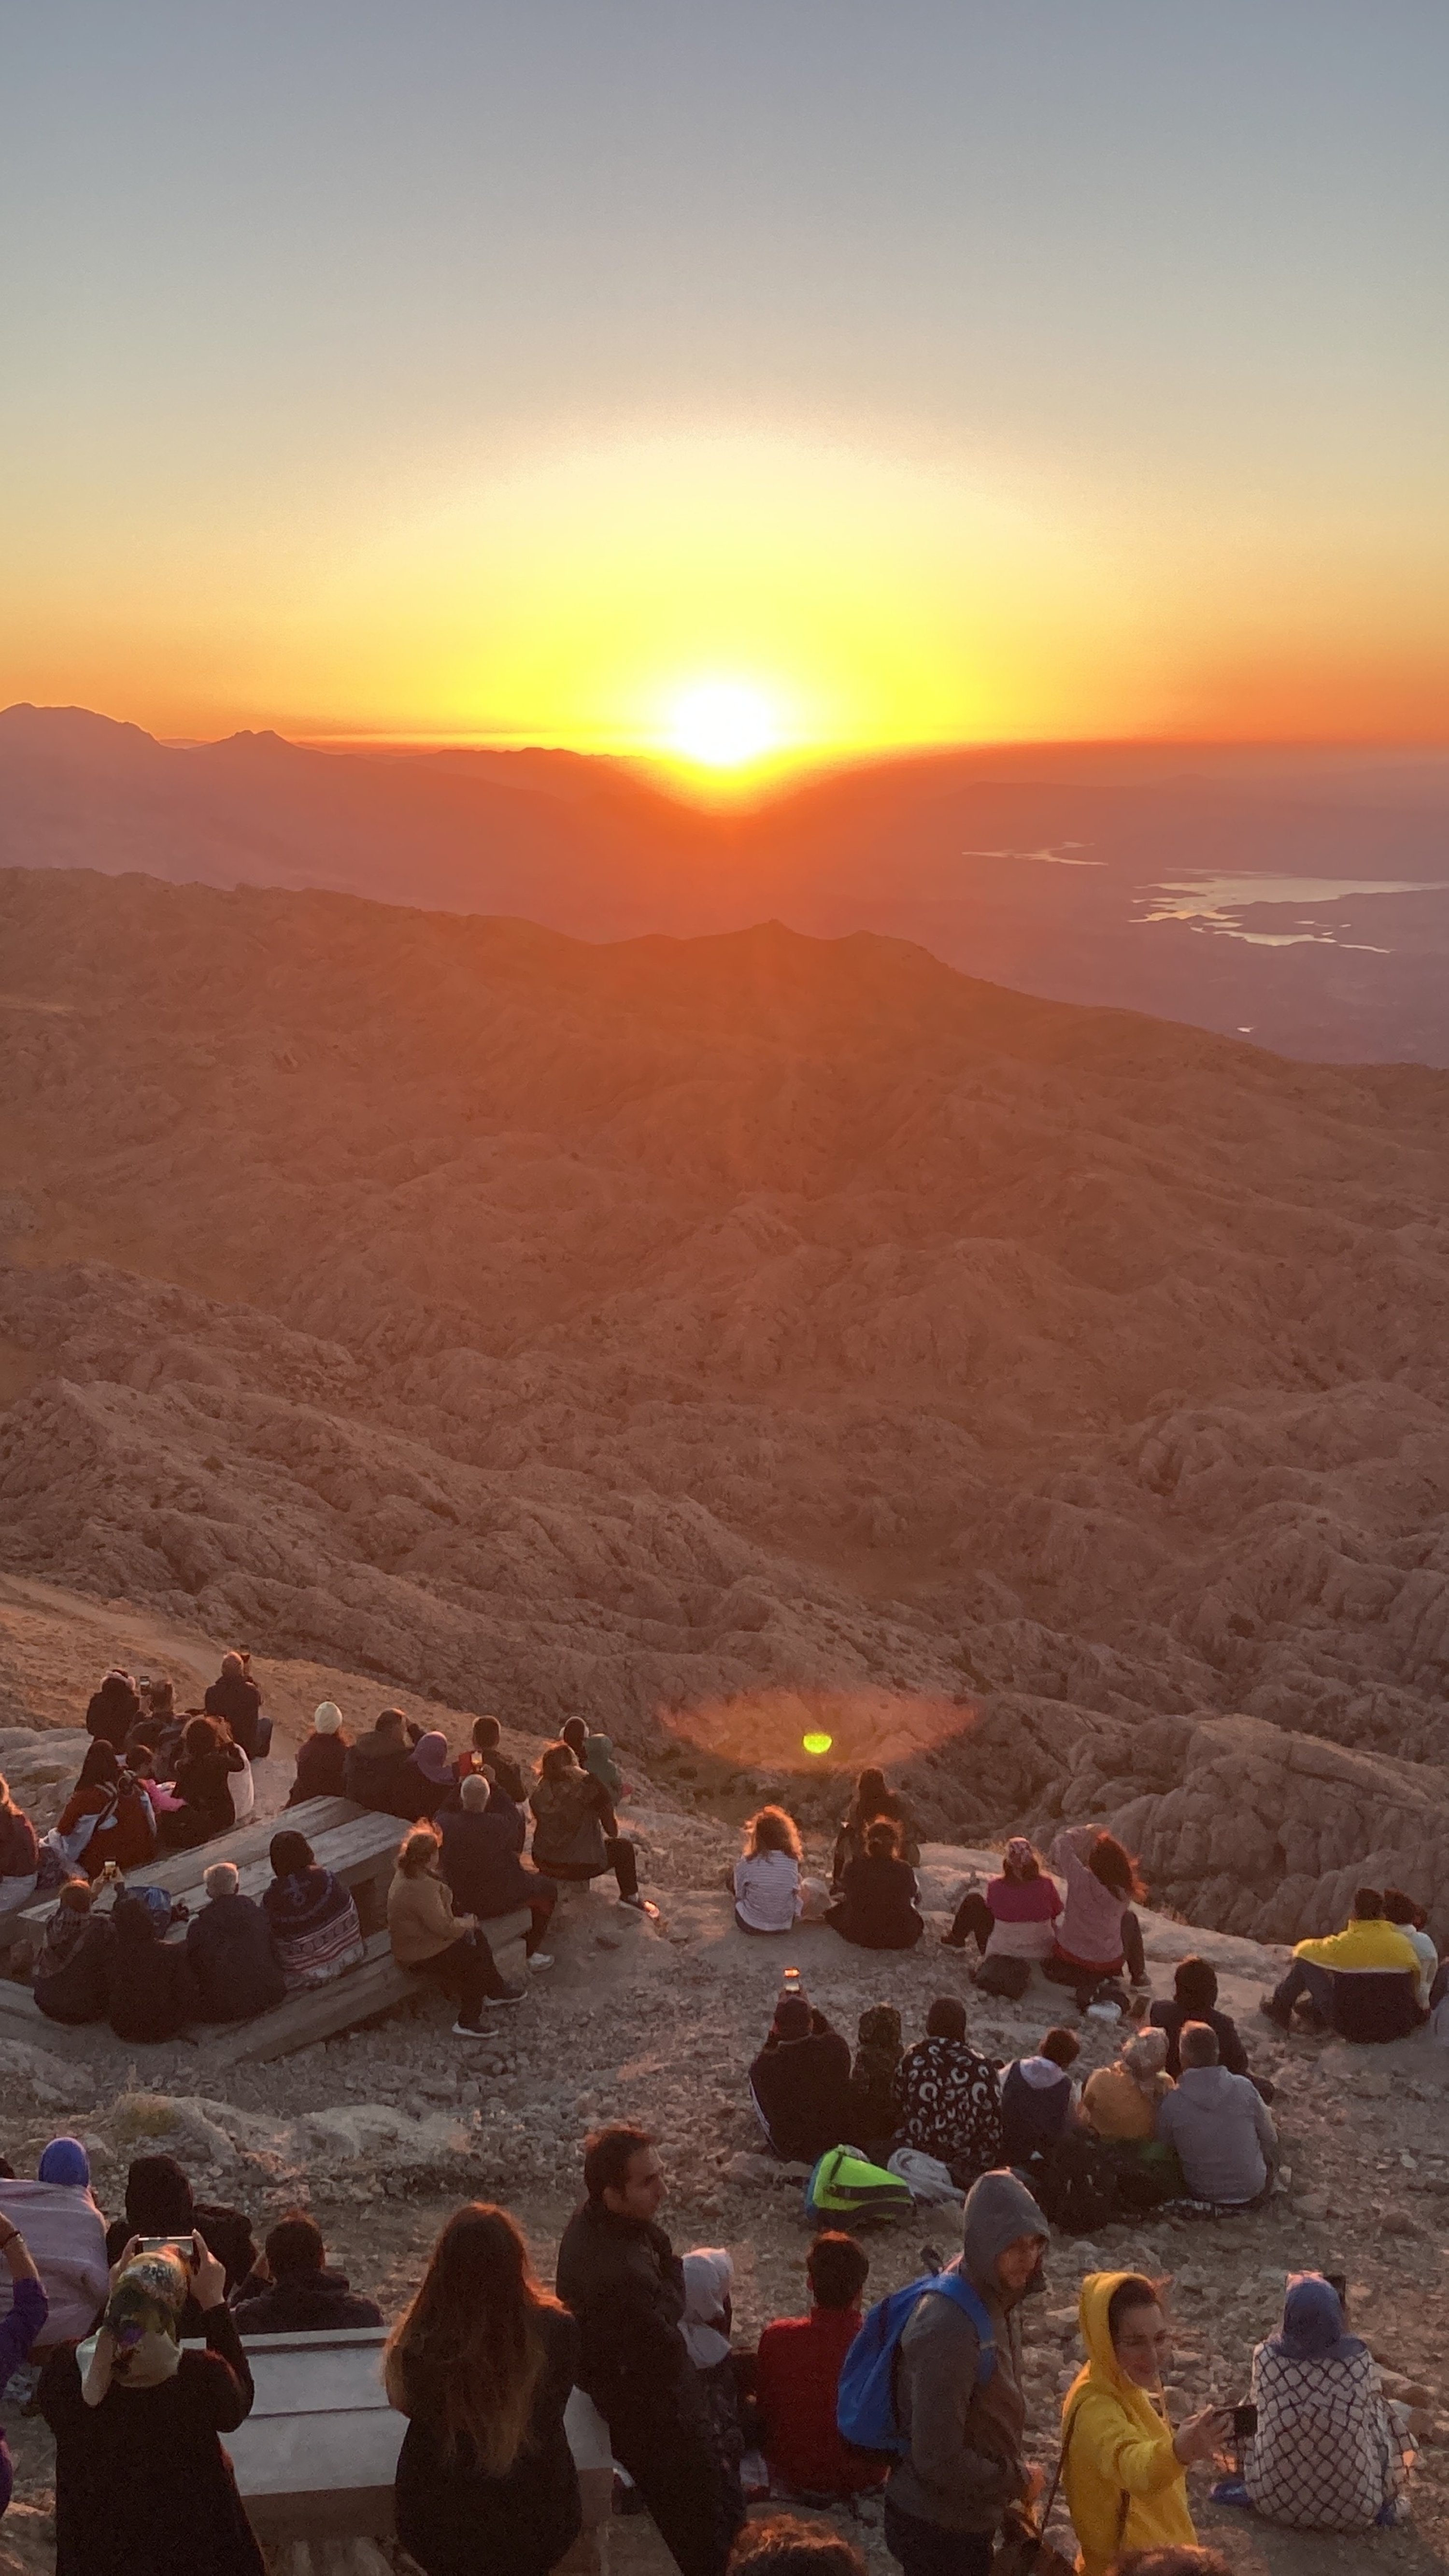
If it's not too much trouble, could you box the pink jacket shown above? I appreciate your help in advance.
[0,2180,110,2347]
[1051,1828,1131,1969]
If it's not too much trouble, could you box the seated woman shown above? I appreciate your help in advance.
[156,1717,246,1852]
[680,2248,747,2543]
[84,1668,142,1752]
[386,2202,582,2576]
[31,1881,112,2027]
[0,2139,110,2356]
[286,1702,350,1807]
[1383,1888,1438,2010]
[530,1741,647,1909]
[1045,1826,1148,2008]
[942,1837,1063,1998]
[51,1749,158,1880]
[261,1831,365,1990]
[826,1819,923,1950]
[845,2004,902,2159]
[102,1893,201,2044]
[0,1776,39,1914]
[1082,2027,1174,2144]
[1243,2272,1410,2531]
[1061,2271,1224,2573]
[0,2220,46,2517]
[830,1768,919,1891]
[387,1823,523,2033]
[185,1863,287,2021]
[733,1807,805,1936]
[408,1731,458,1820]
[892,1996,1002,2181]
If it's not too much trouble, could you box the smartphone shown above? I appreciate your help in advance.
[1232,2403,1258,2442]
[135,2234,199,2269]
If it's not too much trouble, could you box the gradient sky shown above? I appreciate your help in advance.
[3,1,1447,769]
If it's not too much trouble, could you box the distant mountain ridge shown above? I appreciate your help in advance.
[4,702,1449,1060]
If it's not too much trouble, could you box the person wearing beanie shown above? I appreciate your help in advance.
[0,2143,108,2350]
[286,1702,350,1808]
[104,2155,256,2328]
[408,1730,458,1820]
[185,1862,287,2024]
[343,1708,434,1820]
[749,1991,853,2164]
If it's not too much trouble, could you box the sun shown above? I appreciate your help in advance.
[665,678,783,770]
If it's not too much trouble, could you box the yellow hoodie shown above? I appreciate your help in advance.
[1060,2272,1199,2576]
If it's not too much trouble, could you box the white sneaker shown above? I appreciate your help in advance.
[451,2020,487,2039]
[527,1952,554,1971]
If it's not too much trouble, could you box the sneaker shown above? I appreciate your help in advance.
[939,1934,968,1950]
[618,1893,661,1919]
[1259,1994,1293,2033]
[527,1952,554,1971]
[486,1982,527,2006]
[452,2020,488,2039]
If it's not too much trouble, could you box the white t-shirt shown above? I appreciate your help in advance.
[1400,1921,1437,2007]
[733,1848,801,1933]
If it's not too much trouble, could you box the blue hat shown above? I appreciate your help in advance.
[38,2135,91,2188]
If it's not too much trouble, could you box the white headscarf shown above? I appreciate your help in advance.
[680,2248,733,2370]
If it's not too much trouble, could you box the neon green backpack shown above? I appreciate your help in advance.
[804,2145,913,2223]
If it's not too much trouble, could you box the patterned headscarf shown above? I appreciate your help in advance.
[79,2249,189,2404]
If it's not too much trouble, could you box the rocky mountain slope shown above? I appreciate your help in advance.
[1,867,1448,1941]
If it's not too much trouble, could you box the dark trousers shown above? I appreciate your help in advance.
[884,2495,994,2575]
[947,1891,994,1951]
[607,1835,639,1899]
[611,2422,733,2576]
[412,1927,510,2022]
[1041,1907,1147,1998]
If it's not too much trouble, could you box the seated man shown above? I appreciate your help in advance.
[1151,1957,1274,2101]
[232,2211,383,2334]
[893,1995,1003,2182]
[455,1713,529,1810]
[440,1772,557,1964]
[749,1992,854,2163]
[561,1713,623,1797]
[754,2232,886,2504]
[343,1707,433,1820]
[185,1861,288,2021]
[1154,2022,1278,2212]
[998,2026,1082,2166]
[105,2151,256,2337]
[1263,1888,1422,2042]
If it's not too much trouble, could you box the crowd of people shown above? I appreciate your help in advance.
[0,2121,1413,2575]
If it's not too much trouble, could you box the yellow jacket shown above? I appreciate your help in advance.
[1061,2273,1199,2576]
[1293,1917,1420,1975]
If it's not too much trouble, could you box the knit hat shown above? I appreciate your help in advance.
[313,1702,343,1734]
[38,2136,91,2189]
[773,1996,812,2040]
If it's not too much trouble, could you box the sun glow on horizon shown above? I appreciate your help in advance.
[665,677,786,771]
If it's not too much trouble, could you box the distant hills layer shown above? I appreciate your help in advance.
[3,703,1449,1060]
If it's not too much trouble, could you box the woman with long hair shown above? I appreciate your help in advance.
[733,1806,804,1936]
[386,2202,581,2576]
[157,1716,246,1851]
[942,1835,1064,1998]
[826,1819,923,1951]
[1046,1825,1148,2007]
[830,1768,919,1890]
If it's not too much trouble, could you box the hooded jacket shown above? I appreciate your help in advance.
[232,2265,383,2336]
[1154,2064,1276,2206]
[343,1728,434,1821]
[1292,1915,1422,2041]
[286,1730,349,1807]
[1061,2272,1198,2574]
[888,2169,1048,2534]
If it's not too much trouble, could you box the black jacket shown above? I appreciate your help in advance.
[104,1907,201,2043]
[40,2304,263,2576]
[831,1854,923,1950]
[343,1730,434,1821]
[204,1673,263,1759]
[232,2266,382,2336]
[438,1806,536,1919]
[287,1731,349,1807]
[394,2304,581,2576]
[1148,1998,1250,2079]
[85,1678,141,1751]
[185,1894,287,2023]
[555,2199,704,2438]
[749,2016,854,2163]
[34,1920,113,2027]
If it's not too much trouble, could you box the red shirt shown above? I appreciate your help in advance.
[754,2308,886,2497]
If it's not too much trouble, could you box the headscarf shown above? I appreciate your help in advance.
[35,1896,93,1979]
[1121,2027,1170,2094]
[680,2249,734,2369]
[1004,1836,1037,1874]
[123,2155,196,2235]
[1268,2272,1364,2364]
[79,2249,189,2404]
[410,1731,454,1787]
[37,2136,91,2190]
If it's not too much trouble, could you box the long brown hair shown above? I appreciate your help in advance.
[744,1805,802,1861]
[385,2204,562,2475]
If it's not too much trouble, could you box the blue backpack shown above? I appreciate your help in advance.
[836,2269,996,2456]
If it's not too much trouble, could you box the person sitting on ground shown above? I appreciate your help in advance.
[1382,1888,1438,2011]
[886,2169,1050,2575]
[830,1767,919,1891]
[942,1837,1064,1999]
[409,1731,459,1820]
[998,2027,1083,2167]
[105,2153,256,2326]
[1062,2272,1225,2574]
[530,1741,648,1910]
[1154,2022,1278,2214]
[0,2216,46,2518]
[827,1818,924,1951]
[561,1713,623,1798]
[139,1675,187,1771]
[845,2004,903,2160]
[734,1806,805,1936]
[286,1701,350,1807]
[261,1830,365,1990]
[750,1990,854,2165]
[232,2212,383,2336]
[0,2140,109,2355]
[1082,2027,1174,2145]
[1150,1956,1257,2084]
[39,2235,264,2576]
[157,1715,247,1851]
[440,1772,557,1965]
[1262,1888,1422,2043]
[102,1891,201,2043]
[1045,1826,1148,2007]
[0,1776,39,1912]
[388,2200,582,2576]
[893,1995,1004,2183]
[53,1748,158,1879]
[84,1667,142,1751]
[344,1707,434,1820]
[31,1880,111,2027]
[185,1863,287,2023]
[204,1651,264,1760]
[1241,2270,1409,2532]
[728,2521,867,2575]
[388,1822,525,2032]
[681,2249,747,2536]
[754,2231,886,2505]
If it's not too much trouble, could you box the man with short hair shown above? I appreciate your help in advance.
[998,2026,1081,2166]
[1262,1888,1421,2042]
[439,1771,557,1964]
[556,2126,735,2576]
[184,1860,287,2022]
[344,1706,432,1820]
[1154,2022,1278,2211]
[754,2231,885,2504]
[232,2210,383,2335]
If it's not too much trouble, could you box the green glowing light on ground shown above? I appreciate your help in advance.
[802,1731,834,1756]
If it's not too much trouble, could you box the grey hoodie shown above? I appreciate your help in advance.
[889,2169,1049,2534]
[1155,2062,1277,2205]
